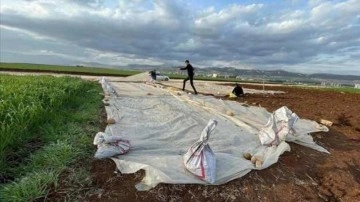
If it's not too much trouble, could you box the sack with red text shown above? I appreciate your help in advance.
[183,119,217,183]
[93,132,130,159]
[258,106,299,146]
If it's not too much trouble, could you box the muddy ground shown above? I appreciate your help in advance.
[47,84,360,202]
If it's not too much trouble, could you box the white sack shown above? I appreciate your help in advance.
[183,119,217,183]
[94,132,130,159]
[100,77,117,95]
[258,106,299,146]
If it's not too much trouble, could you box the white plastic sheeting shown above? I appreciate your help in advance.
[98,78,329,190]
[164,80,284,96]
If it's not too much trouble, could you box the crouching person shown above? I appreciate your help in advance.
[230,83,244,98]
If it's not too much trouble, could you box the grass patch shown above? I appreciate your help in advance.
[0,75,103,201]
[0,62,141,76]
[0,75,94,173]
[1,171,58,202]
[23,141,79,172]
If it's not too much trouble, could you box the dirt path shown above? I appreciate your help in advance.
[47,83,360,202]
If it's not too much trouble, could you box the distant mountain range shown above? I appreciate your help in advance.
[204,67,360,81]
[121,65,360,82]
[309,73,360,81]
[75,62,360,84]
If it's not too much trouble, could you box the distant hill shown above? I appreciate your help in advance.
[203,68,305,77]
[201,67,358,79]
[310,73,360,81]
[184,67,358,81]
[120,64,360,82]
[2,62,358,83]
[77,62,359,81]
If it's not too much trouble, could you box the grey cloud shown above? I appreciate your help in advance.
[0,0,359,74]
[23,0,105,8]
[0,27,166,66]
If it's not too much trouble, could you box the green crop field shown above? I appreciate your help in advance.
[293,85,360,94]
[0,63,270,83]
[0,62,141,76]
[0,74,103,201]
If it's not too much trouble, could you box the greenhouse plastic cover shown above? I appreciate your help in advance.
[99,78,329,190]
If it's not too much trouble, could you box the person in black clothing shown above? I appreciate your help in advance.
[149,70,156,80]
[180,60,198,94]
[232,83,244,97]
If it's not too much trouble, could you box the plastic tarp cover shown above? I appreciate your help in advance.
[98,79,329,190]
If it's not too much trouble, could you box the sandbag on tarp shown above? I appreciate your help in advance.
[257,106,330,153]
[93,132,130,159]
[184,119,217,183]
[259,106,299,146]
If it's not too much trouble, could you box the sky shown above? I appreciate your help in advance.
[0,0,359,75]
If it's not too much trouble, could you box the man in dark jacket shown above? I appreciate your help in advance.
[180,60,198,94]
[149,70,156,80]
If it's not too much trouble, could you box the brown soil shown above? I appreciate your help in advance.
[49,84,360,202]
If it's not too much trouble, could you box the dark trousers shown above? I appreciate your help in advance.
[183,74,197,94]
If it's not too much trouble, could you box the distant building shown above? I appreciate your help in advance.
[355,84,360,89]
[321,82,341,87]
[212,74,218,78]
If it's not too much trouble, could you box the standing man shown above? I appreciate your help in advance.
[180,60,198,94]
[149,69,157,81]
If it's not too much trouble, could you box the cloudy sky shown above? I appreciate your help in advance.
[1,0,359,75]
